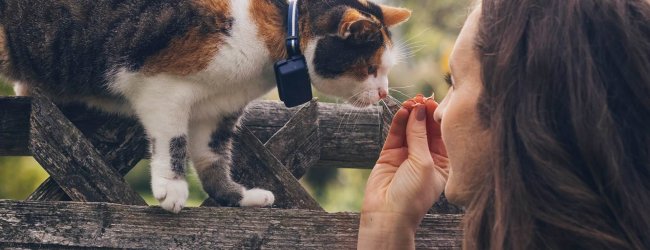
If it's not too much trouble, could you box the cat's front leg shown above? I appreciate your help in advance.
[188,112,275,207]
[13,82,31,96]
[126,81,194,213]
[149,135,189,213]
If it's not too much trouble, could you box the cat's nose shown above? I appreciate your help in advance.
[378,88,388,99]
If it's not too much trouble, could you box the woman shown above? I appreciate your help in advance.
[358,0,650,249]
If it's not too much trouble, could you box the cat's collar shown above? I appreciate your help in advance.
[273,0,313,108]
[285,0,301,57]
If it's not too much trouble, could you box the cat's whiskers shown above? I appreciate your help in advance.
[394,27,430,47]
[372,99,387,131]
[389,88,412,100]
[346,100,359,131]
[350,98,369,131]
[394,40,426,51]
[336,88,373,133]
[393,37,429,65]
[390,85,416,90]
[379,99,395,118]
[394,38,427,53]
[394,45,426,60]
[394,45,427,62]
[336,89,365,133]
[397,44,427,54]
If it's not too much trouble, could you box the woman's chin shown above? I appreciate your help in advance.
[444,184,471,207]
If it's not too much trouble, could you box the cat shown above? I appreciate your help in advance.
[0,0,410,213]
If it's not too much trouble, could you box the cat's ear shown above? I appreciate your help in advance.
[339,9,381,44]
[380,5,411,27]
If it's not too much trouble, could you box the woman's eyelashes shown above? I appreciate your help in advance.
[444,72,454,87]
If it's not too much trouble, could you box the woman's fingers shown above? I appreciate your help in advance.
[382,108,410,150]
[405,105,432,163]
[425,98,448,157]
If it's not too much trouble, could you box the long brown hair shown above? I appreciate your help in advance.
[464,0,650,249]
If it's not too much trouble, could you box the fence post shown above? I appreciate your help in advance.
[28,107,148,201]
[28,91,146,205]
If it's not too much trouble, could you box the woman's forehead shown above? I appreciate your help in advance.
[449,8,481,73]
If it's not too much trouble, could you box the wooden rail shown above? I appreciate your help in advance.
[0,200,463,249]
[0,96,391,169]
[0,94,464,248]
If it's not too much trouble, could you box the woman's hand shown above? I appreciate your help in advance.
[358,99,449,249]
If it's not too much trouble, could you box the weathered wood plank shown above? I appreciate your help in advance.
[0,200,463,249]
[381,96,402,144]
[226,126,322,210]
[28,108,148,201]
[28,93,146,206]
[232,100,320,209]
[202,100,322,209]
[262,99,320,178]
[0,97,30,156]
[0,97,384,169]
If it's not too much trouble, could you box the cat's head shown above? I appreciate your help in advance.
[302,1,411,107]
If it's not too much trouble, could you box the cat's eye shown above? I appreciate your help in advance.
[368,65,378,77]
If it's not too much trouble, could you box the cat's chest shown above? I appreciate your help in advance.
[195,19,271,84]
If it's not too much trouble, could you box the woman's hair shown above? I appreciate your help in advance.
[464,0,650,249]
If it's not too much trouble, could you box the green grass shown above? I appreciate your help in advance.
[0,80,12,95]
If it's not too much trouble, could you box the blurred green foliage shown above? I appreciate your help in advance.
[0,157,48,199]
[0,82,10,94]
[0,0,470,211]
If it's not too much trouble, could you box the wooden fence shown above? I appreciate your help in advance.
[0,93,463,249]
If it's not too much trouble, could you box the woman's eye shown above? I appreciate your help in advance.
[444,72,454,87]
[368,65,378,77]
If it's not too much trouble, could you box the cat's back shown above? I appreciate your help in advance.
[0,0,220,97]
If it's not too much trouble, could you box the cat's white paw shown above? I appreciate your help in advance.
[239,188,275,207]
[152,177,189,213]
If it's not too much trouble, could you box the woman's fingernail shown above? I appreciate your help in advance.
[402,100,416,111]
[416,105,426,121]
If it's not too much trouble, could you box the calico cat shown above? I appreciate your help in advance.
[0,0,410,213]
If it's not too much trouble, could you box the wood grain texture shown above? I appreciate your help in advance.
[0,200,464,249]
[28,93,146,206]
[27,105,148,202]
[215,126,322,210]
[0,97,384,169]
[236,99,385,169]
[202,100,322,209]
[262,99,320,178]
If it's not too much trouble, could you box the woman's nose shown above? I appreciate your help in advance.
[433,102,444,123]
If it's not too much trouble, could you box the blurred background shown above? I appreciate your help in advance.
[0,0,471,212]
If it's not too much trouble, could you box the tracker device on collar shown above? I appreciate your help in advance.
[274,0,313,108]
